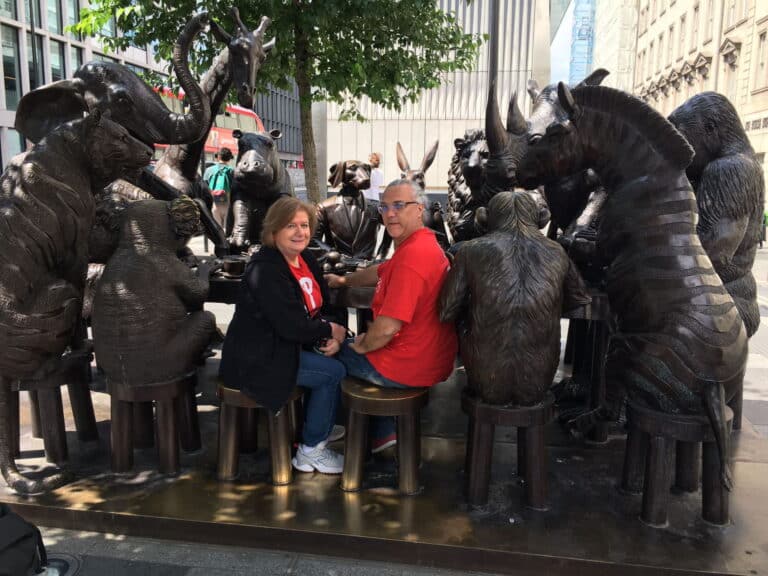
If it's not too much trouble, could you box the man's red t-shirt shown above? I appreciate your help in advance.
[289,256,322,317]
[366,228,458,387]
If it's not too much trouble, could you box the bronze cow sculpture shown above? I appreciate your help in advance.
[517,83,747,490]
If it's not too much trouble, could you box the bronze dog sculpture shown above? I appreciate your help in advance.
[517,83,747,490]
[440,191,590,406]
[315,160,389,259]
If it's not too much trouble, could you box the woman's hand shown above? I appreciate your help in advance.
[318,338,341,356]
[324,273,346,288]
[329,322,347,343]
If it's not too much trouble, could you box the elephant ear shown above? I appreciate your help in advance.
[15,79,88,144]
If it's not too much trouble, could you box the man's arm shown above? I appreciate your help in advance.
[325,264,380,288]
[350,315,403,354]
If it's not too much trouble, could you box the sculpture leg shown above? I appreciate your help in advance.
[266,407,293,486]
[641,435,673,527]
[621,424,648,494]
[587,321,609,443]
[525,424,547,510]
[11,390,20,458]
[239,407,259,454]
[342,411,368,492]
[28,390,42,439]
[397,413,421,495]
[37,387,68,465]
[465,414,494,505]
[133,402,155,448]
[702,440,729,525]
[67,380,98,442]
[674,441,700,492]
[111,398,134,473]
[156,399,179,475]
[176,375,201,453]
[217,404,241,481]
[517,427,527,479]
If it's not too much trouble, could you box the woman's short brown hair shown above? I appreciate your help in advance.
[261,196,318,247]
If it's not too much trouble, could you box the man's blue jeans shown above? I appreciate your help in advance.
[297,350,346,447]
[337,340,407,440]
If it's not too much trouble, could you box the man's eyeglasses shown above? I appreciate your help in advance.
[377,201,420,214]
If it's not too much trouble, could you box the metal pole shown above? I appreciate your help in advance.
[488,0,500,89]
[29,0,39,89]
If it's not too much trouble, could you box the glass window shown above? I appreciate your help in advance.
[0,0,16,20]
[26,33,44,91]
[755,32,768,89]
[93,52,118,63]
[65,0,80,40]
[124,63,145,76]
[679,15,686,57]
[100,15,115,37]
[70,45,82,71]
[705,0,714,41]
[47,0,61,34]
[2,25,20,111]
[50,39,64,81]
[669,25,675,63]
[24,0,41,25]
[691,5,699,50]
[6,128,26,164]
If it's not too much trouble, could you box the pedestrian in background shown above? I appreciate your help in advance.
[366,152,385,201]
[204,147,234,230]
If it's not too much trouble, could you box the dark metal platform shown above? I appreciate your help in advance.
[2,359,766,575]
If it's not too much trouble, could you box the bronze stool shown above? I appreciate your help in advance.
[461,389,555,509]
[216,382,303,485]
[341,376,429,495]
[108,372,196,475]
[621,401,733,527]
[12,345,98,464]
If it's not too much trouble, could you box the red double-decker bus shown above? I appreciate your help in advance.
[153,88,265,165]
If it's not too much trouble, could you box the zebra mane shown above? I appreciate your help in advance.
[572,85,694,171]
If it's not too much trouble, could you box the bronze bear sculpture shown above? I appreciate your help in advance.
[92,197,218,387]
[0,109,153,493]
[440,191,590,406]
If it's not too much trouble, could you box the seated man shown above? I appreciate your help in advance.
[326,179,458,452]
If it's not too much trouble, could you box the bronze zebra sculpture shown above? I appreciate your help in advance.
[517,83,747,490]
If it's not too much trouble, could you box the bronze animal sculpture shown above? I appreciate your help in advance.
[0,109,153,494]
[315,160,389,259]
[228,129,295,252]
[396,141,449,248]
[669,92,765,338]
[440,191,590,405]
[517,83,747,490]
[153,9,275,198]
[92,197,217,386]
[447,129,487,242]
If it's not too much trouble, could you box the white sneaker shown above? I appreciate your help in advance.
[327,425,345,442]
[292,443,344,474]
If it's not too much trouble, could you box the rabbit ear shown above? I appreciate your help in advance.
[396,142,410,172]
[420,140,439,173]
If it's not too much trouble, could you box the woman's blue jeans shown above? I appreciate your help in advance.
[297,350,346,447]
[337,340,407,440]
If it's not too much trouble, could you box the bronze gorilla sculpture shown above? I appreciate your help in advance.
[440,191,590,406]
[517,83,747,490]
[92,197,217,387]
[0,110,153,493]
[669,92,765,338]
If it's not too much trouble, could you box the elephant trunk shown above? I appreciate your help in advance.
[229,198,250,249]
[159,13,211,144]
[0,379,71,494]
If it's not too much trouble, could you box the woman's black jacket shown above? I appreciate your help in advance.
[219,246,338,412]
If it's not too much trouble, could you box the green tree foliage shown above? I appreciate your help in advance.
[74,1,484,202]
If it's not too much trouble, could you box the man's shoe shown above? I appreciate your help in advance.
[328,425,345,442]
[292,443,344,474]
[371,433,397,454]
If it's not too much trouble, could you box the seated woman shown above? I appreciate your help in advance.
[219,197,348,474]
